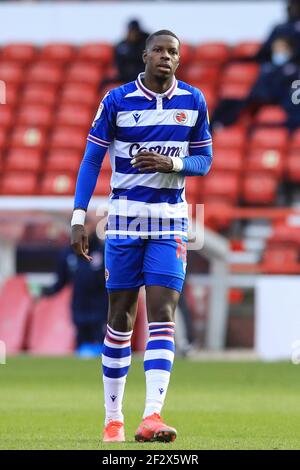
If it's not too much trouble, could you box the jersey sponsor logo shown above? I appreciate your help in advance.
[174,110,188,125]
[129,143,183,158]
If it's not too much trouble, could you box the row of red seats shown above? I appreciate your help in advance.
[0,170,110,196]
[0,143,298,183]
[2,82,102,107]
[1,61,260,112]
[0,41,261,66]
[0,148,110,173]
[0,275,147,355]
[0,169,281,204]
[1,103,96,129]
[1,122,299,152]
[0,43,114,65]
[0,61,106,86]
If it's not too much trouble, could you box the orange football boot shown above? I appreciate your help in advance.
[103,420,125,442]
[135,413,177,443]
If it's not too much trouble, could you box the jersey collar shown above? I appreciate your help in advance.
[136,72,177,100]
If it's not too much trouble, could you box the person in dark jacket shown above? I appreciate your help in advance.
[212,36,300,130]
[43,219,108,356]
[255,0,300,63]
[115,19,149,83]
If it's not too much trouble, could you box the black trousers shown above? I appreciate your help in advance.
[75,321,105,348]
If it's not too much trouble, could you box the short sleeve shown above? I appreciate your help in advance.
[87,91,117,150]
[189,90,212,157]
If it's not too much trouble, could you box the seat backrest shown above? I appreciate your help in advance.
[0,275,32,354]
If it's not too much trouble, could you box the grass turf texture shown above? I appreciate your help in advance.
[1,357,300,450]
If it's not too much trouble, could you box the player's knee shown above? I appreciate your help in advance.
[152,304,175,323]
[108,310,134,332]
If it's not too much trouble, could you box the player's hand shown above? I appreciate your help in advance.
[130,151,173,173]
[71,225,92,262]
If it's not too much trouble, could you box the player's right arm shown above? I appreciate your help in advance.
[71,92,116,261]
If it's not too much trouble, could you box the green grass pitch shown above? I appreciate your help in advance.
[1,356,300,450]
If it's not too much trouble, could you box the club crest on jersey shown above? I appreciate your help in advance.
[105,268,110,281]
[174,110,188,125]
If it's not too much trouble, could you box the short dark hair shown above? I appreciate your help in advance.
[145,30,180,50]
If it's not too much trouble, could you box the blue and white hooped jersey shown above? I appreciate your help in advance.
[89,73,212,238]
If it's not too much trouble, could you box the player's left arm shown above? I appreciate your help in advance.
[176,90,212,176]
[131,90,212,175]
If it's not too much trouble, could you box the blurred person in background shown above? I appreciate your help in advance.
[115,19,149,83]
[212,36,300,130]
[42,218,108,358]
[254,0,300,63]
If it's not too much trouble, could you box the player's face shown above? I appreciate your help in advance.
[143,36,180,79]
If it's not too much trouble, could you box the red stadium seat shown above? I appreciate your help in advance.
[177,43,193,67]
[242,173,277,204]
[247,149,283,178]
[46,149,82,172]
[287,150,300,182]
[185,176,203,207]
[204,200,233,230]
[183,64,220,86]
[3,83,20,106]
[0,276,32,354]
[0,104,14,128]
[268,223,300,248]
[1,43,37,63]
[50,126,87,151]
[222,63,259,85]
[10,126,48,149]
[254,106,287,126]
[231,41,261,60]
[40,172,76,195]
[261,246,300,274]
[78,43,114,66]
[213,126,246,150]
[27,287,75,355]
[66,62,103,84]
[213,147,243,172]
[0,128,8,150]
[5,148,42,172]
[101,152,111,174]
[17,104,54,127]
[39,43,77,63]
[56,104,93,128]
[203,171,240,203]
[249,128,289,151]
[94,172,111,196]
[22,84,58,106]
[290,129,300,151]
[2,172,37,195]
[195,85,217,112]
[194,42,230,65]
[0,62,24,84]
[60,83,98,106]
[219,82,252,99]
[26,62,64,85]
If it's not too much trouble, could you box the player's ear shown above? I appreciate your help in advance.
[142,49,147,65]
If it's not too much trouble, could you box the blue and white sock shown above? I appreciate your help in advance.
[102,325,132,425]
[143,322,175,419]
